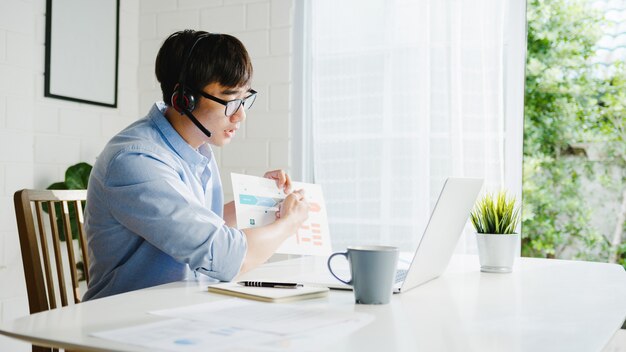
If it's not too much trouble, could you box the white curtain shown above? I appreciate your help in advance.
[300,0,524,252]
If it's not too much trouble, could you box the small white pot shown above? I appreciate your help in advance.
[476,233,519,273]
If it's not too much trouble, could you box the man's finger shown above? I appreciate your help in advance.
[264,170,291,193]
[276,171,287,189]
[283,173,292,193]
[292,189,305,200]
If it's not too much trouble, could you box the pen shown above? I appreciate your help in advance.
[237,281,303,288]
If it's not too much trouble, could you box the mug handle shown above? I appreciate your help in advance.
[327,251,352,285]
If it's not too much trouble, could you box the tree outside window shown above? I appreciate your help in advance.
[523,0,626,268]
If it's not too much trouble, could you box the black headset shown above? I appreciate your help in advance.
[171,32,213,138]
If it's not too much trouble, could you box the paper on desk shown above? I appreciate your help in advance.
[150,298,370,335]
[252,311,374,352]
[231,173,332,256]
[92,299,373,352]
[91,318,277,352]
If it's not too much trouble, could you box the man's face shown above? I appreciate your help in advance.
[194,82,251,147]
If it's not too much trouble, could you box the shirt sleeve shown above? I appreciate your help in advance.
[102,148,247,281]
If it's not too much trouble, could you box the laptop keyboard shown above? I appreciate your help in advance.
[395,269,408,283]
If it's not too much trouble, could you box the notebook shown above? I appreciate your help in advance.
[294,177,484,294]
[208,282,329,303]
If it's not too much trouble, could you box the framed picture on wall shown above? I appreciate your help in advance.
[44,0,120,108]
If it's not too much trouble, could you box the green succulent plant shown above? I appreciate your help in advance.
[470,191,521,235]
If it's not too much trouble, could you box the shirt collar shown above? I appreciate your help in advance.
[149,102,212,167]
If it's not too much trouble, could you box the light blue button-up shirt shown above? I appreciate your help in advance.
[83,102,247,301]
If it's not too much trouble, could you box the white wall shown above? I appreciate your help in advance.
[0,0,294,350]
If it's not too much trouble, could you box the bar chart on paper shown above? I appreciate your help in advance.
[231,173,332,256]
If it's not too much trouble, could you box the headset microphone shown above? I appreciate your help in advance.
[171,32,212,139]
[180,108,212,138]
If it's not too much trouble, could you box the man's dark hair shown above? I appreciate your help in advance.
[155,30,253,103]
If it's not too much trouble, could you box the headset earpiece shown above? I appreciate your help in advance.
[171,84,196,113]
[170,32,213,139]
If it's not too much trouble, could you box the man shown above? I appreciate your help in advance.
[83,30,309,300]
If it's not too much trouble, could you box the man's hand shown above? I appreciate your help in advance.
[263,169,292,194]
[277,189,309,228]
[238,189,310,275]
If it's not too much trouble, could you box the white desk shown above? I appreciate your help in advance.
[1,255,625,351]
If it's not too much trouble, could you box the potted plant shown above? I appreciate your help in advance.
[45,162,92,240]
[44,162,92,281]
[470,190,521,273]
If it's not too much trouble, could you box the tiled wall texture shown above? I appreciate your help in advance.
[0,0,293,350]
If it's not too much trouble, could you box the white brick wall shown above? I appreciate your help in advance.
[0,0,294,349]
[200,5,246,32]
[0,1,141,350]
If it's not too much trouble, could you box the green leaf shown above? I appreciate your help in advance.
[470,191,520,234]
[64,162,93,189]
[42,162,93,241]
[47,182,67,190]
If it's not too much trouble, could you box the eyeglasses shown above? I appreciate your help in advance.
[192,88,257,117]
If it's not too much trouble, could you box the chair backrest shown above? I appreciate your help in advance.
[14,189,89,315]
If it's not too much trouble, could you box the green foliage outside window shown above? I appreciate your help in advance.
[523,0,626,268]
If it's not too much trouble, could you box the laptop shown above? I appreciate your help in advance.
[297,177,483,294]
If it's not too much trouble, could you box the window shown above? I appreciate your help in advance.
[295,0,526,251]
[522,0,626,267]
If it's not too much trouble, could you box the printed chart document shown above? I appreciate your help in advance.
[91,318,277,352]
[92,299,374,352]
[208,282,329,303]
[150,299,368,335]
[231,173,332,256]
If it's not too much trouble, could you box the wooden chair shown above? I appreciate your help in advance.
[14,189,90,352]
